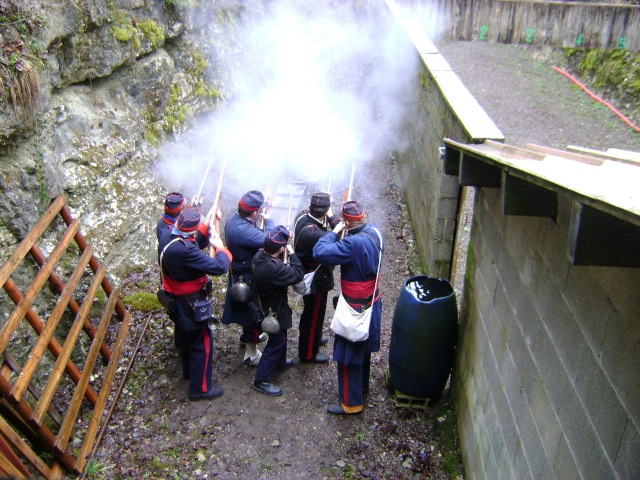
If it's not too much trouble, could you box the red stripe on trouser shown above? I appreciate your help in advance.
[201,328,211,392]
[341,363,350,405]
[306,294,322,359]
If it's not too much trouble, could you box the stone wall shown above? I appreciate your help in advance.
[455,187,640,479]
[385,1,640,478]
[0,0,236,280]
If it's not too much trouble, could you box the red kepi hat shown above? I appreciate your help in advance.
[176,207,201,233]
[164,192,185,215]
[240,190,265,212]
[342,200,365,222]
[265,225,290,247]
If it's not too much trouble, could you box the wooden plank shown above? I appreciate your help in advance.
[484,139,545,160]
[0,415,51,478]
[0,220,80,353]
[31,266,106,426]
[54,289,118,454]
[567,145,640,167]
[0,375,79,474]
[2,278,98,405]
[3,352,64,427]
[59,205,128,321]
[568,202,640,267]
[0,196,66,289]
[11,246,94,402]
[29,243,112,362]
[501,172,557,218]
[75,309,131,473]
[524,143,604,166]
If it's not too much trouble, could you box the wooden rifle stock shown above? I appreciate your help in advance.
[207,160,226,256]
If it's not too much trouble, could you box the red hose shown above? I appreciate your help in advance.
[552,65,640,134]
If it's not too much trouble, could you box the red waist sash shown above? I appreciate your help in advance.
[341,278,380,306]
[163,276,206,296]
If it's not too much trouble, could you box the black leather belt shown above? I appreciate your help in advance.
[170,291,206,302]
[343,294,373,308]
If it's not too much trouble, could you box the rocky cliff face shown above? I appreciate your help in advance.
[0,0,241,280]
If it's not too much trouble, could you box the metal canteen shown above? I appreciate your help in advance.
[261,308,280,334]
[230,281,251,303]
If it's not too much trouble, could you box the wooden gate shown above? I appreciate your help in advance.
[0,196,132,478]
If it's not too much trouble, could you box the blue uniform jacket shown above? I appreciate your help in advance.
[158,233,231,330]
[313,223,384,363]
[221,212,275,327]
[252,251,305,330]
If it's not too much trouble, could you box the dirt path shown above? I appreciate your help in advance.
[436,41,640,152]
[88,152,460,480]
[84,41,640,480]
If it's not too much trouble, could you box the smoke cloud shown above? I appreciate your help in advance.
[156,0,419,206]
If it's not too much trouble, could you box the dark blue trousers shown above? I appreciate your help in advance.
[298,292,328,360]
[181,325,214,396]
[255,329,288,383]
[337,352,371,407]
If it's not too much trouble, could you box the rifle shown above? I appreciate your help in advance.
[257,174,272,231]
[282,190,293,264]
[206,160,226,256]
[343,162,355,203]
[341,162,356,238]
[191,157,215,207]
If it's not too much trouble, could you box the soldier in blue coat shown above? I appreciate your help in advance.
[156,192,185,242]
[221,191,273,365]
[251,226,305,396]
[159,207,232,401]
[293,192,342,363]
[313,200,384,415]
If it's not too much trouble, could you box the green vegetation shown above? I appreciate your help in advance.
[434,405,465,478]
[121,291,162,312]
[85,459,113,479]
[112,15,166,51]
[564,48,640,117]
[139,19,165,48]
[0,1,44,118]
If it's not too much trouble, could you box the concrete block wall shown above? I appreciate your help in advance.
[453,187,640,479]
[383,0,503,279]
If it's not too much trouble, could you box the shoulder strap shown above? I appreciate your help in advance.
[159,238,181,285]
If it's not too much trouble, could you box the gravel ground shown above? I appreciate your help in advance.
[81,151,462,480]
[77,41,640,480]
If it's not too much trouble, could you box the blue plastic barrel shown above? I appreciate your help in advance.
[389,275,458,399]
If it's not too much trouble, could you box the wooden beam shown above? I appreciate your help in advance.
[0,196,66,289]
[0,416,52,478]
[443,145,460,175]
[568,202,640,267]
[31,266,106,426]
[0,375,79,474]
[2,278,99,405]
[58,205,128,321]
[54,289,118,454]
[75,309,131,473]
[0,220,80,353]
[525,143,604,166]
[28,243,112,363]
[459,153,501,187]
[501,172,557,219]
[11,246,94,403]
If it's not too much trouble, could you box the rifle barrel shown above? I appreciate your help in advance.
[192,157,215,206]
